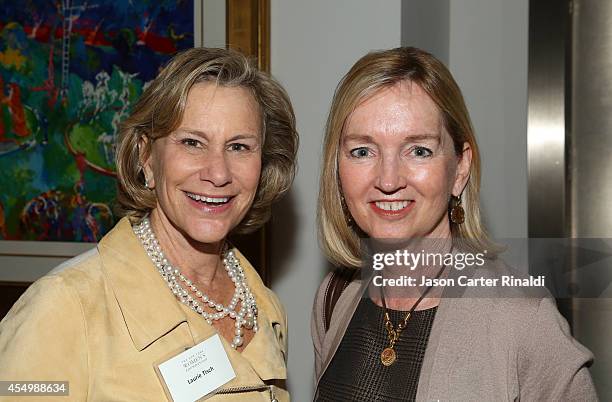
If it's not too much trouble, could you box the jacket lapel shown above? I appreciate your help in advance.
[415,262,482,401]
[97,218,193,351]
[234,249,287,380]
[414,295,452,401]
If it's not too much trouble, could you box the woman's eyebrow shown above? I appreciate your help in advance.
[174,128,209,139]
[402,133,440,143]
[227,133,260,142]
[342,134,375,143]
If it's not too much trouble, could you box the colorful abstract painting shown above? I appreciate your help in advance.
[0,0,194,241]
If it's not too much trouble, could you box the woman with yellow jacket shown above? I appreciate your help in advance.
[0,47,298,401]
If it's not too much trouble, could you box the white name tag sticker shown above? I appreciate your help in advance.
[157,334,236,402]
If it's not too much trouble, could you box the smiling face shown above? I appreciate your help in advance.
[142,82,262,245]
[338,81,471,240]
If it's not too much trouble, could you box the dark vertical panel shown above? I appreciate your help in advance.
[527,0,570,238]
[527,0,573,325]
[528,0,573,327]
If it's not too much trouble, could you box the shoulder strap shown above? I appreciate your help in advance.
[323,268,358,333]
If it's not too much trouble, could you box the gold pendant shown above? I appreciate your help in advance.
[380,347,396,366]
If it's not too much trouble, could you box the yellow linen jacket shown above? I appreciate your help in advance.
[0,218,288,401]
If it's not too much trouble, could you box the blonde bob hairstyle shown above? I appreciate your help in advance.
[318,47,495,268]
[116,47,298,234]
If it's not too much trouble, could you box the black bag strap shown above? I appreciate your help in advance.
[323,268,358,333]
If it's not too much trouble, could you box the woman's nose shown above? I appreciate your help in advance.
[199,150,232,186]
[375,155,407,193]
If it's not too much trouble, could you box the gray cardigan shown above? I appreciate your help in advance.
[311,262,598,401]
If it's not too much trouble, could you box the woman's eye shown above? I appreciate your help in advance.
[229,143,250,152]
[349,147,371,158]
[411,146,433,158]
[181,138,202,148]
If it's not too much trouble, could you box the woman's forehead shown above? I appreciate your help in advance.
[343,82,445,139]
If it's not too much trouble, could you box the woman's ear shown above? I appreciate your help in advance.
[138,136,155,189]
[452,142,472,196]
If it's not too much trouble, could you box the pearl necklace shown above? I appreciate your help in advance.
[132,217,258,349]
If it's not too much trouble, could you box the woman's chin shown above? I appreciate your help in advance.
[365,222,451,241]
[180,222,234,245]
[187,231,230,245]
[365,227,419,240]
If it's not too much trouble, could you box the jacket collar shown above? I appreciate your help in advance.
[97,217,191,351]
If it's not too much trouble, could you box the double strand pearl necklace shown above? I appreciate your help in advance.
[132,217,258,349]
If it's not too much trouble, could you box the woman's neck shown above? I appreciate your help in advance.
[149,209,223,288]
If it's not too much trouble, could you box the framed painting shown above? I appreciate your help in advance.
[0,0,271,290]
[0,0,195,244]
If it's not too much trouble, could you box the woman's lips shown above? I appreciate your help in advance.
[369,200,414,218]
[184,191,235,214]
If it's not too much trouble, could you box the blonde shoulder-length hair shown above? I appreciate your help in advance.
[318,47,495,268]
[116,47,298,234]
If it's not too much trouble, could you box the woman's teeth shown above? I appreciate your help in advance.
[375,200,409,211]
[186,193,230,204]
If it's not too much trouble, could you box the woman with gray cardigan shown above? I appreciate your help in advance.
[312,47,597,401]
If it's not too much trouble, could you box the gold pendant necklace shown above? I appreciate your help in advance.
[380,310,411,366]
[380,347,397,366]
[379,264,446,366]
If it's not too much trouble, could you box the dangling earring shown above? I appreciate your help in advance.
[449,195,465,224]
[340,194,353,225]
[139,164,152,191]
